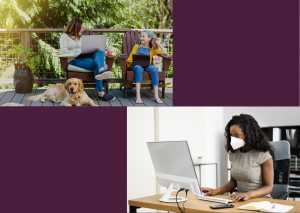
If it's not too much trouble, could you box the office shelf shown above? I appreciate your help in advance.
[261,125,300,199]
[261,125,300,157]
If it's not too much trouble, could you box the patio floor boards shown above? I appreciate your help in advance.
[0,88,173,107]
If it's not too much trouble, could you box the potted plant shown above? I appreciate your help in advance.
[197,157,203,164]
[7,44,41,93]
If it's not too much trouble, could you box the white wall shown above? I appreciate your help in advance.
[157,107,206,165]
[203,107,226,188]
[127,108,156,212]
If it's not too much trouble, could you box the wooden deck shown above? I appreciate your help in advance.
[0,88,173,107]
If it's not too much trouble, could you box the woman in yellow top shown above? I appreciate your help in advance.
[127,30,168,104]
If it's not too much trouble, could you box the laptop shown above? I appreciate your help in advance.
[76,35,107,58]
[131,54,150,68]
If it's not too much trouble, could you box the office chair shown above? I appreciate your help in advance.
[270,140,290,200]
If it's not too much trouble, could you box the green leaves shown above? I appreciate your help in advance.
[7,44,41,73]
[1,0,172,30]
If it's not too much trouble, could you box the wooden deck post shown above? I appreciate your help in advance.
[20,31,31,60]
[21,31,31,49]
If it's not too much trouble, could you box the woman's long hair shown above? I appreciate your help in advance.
[63,18,83,40]
[224,114,275,158]
[150,39,159,50]
[143,31,159,50]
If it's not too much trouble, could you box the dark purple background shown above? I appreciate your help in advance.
[0,108,127,213]
[174,0,299,106]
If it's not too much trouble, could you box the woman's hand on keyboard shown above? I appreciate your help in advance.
[200,187,217,196]
[230,192,250,202]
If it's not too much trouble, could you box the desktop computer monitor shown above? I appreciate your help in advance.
[147,141,201,203]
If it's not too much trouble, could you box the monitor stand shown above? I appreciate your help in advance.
[159,183,188,203]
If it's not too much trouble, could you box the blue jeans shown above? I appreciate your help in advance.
[131,65,159,85]
[68,51,105,92]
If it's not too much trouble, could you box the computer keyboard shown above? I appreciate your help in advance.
[197,195,233,204]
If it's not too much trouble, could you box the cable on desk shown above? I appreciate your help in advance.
[176,188,189,213]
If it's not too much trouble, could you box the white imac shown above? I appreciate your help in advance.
[147,141,202,203]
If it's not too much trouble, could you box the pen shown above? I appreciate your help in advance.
[272,204,276,209]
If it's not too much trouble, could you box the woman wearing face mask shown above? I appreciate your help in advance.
[201,114,274,202]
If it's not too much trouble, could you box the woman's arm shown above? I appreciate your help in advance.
[201,175,237,196]
[216,176,237,194]
[231,158,274,202]
[155,39,168,54]
[60,34,75,55]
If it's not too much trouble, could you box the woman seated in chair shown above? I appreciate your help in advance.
[60,18,115,102]
[127,30,168,104]
[201,114,274,202]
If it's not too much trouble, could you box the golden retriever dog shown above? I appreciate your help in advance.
[25,78,96,106]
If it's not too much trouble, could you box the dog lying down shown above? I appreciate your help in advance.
[25,78,96,106]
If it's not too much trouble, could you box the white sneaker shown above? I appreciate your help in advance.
[95,70,112,80]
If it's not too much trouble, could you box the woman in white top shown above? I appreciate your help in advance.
[60,18,115,102]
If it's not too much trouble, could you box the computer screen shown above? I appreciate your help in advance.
[147,141,201,202]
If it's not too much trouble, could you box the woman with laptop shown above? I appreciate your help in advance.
[127,30,168,104]
[60,18,115,102]
[201,114,274,202]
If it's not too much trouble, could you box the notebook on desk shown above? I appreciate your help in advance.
[237,201,294,212]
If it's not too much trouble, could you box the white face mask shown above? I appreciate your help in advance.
[230,136,245,150]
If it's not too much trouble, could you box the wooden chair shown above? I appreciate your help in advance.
[58,30,116,94]
[118,30,172,98]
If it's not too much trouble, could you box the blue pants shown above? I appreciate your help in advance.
[68,51,105,92]
[131,65,159,85]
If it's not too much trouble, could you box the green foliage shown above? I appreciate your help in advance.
[7,44,41,73]
[0,83,14,89]
[1,0,173,30]
[0,0,124,29]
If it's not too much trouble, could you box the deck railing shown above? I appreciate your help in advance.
[0,29,173,86]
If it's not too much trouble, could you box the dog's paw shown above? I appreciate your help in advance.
[50,99,56,103]
[40,98,45,103]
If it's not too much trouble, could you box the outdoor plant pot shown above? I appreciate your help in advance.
[8,44,41,93]
[13,63,33,93]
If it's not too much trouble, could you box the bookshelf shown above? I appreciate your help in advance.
[261,125,300,199]
[261,125,300,158]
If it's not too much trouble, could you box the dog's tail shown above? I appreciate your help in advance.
[25,94,43,101]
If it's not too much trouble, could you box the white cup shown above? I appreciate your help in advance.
[107,45,113,55]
